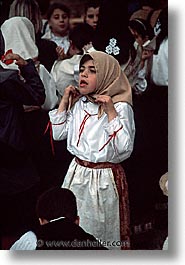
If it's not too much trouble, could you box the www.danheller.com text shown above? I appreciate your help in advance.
[36,239,130,248]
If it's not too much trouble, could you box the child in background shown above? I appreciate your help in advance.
[0,30,45,249]
[84,0,100,30]
[10,187,107,250]
[9,0,58,72]
[42,3,70,57]
[124,18,155,94]
[1,16,58,111]
[51,23,95,98]
[49,51,135,249]
[1,16,61,197]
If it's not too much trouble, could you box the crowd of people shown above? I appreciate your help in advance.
[0,0,168,250]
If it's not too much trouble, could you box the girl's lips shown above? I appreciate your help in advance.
[80,80,88,87]
[79,83,87,88]
[59,24,65,29]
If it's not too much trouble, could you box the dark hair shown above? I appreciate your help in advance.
[0,30,5,57]
[69,23,95,52]
[79,53,93,68]
[9,0,42,34]
[36,187,77,222]
[129,18,154,40]
[36,0,50,16]
[84,0,101,13]
[155,7,168,54]
[47,3,70,20]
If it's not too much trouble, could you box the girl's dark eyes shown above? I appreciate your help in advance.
[79,67,96,74]
[87,15,95,19]
[53,15,68,19]
[87,14,99,19]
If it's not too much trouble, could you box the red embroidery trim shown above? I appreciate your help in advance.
[44,119,66,155]
[99,125,123,152]
[77,110,97,147]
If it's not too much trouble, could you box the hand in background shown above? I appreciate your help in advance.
[2,51,28,67]
[56,46,68,60]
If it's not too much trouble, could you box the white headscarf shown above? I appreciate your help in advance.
[1,16,38,70]
[0,16,59,111]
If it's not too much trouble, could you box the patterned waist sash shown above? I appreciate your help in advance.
[75,157,118,169]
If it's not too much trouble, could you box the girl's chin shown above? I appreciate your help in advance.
[78,89,88,95]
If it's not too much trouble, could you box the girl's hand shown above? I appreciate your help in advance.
[63,85,79,102]
[57,85,80,113]
[95,95,117,121]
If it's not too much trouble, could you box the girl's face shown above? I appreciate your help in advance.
[129,28,147,46]
[79,59,97,95]
[49,8,69,37]
[85,7,99,30]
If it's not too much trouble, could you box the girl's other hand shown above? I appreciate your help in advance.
[95,95,117,121]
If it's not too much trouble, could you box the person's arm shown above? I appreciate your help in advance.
[1,53,45,105]
[49,85,79,141]
[57,85,78,113]
[99,102,135,162]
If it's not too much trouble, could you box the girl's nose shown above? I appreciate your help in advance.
[94,16,98,22]
[59,16,64,22]
[81,70,88,77]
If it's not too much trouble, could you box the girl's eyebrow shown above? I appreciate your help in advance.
[80,65,95,69]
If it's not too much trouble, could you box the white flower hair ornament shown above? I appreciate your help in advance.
[105,38,120,56]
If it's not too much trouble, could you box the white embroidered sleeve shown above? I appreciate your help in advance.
[101,102,135,161]
[49,109,69,140]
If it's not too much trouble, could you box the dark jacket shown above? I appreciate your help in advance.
[35,218,107,250]
[0,60,45,151]
[0,60,45,195]
[36,37,58,72]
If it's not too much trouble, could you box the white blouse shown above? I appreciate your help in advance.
[49,97,135,163]
[42,30,70,54]
[151,38,168,86]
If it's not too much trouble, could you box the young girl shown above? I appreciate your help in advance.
[49,51,135,249]
[84,0,100,30]
[124,18,155,94]
[42,3,70,55]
